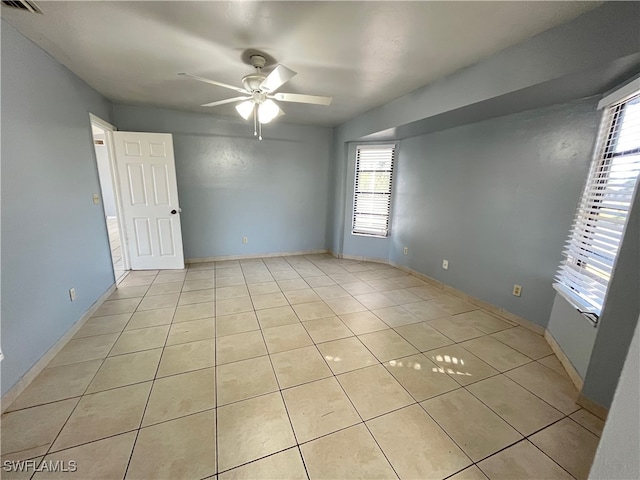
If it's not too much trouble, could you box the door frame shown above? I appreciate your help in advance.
[89,113,131,271]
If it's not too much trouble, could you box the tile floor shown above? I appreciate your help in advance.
[2,254,605,480]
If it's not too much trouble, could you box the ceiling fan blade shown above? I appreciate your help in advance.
[178,72,248,94]
[259,65,297,93]
[200,96,251,107]
[271,92,332,106]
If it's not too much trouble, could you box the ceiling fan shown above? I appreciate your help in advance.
[179,55,332,139]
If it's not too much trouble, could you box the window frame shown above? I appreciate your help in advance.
[351,144,396,238]
[554,90,640,325]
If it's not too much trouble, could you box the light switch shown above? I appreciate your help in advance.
[93,193,100,204]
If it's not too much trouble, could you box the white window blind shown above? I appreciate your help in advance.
[554,91,640,324]
[352,144,395,237]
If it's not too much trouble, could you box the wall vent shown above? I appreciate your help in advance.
[1,1,42,13]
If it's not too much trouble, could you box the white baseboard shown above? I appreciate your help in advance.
[186,249,329,264]
[1,283,117,413]
[544,329,585,391]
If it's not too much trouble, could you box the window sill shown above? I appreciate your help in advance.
[553,283,600,327]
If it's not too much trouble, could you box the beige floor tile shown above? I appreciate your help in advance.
[394,321,454,351]
[389,275,424,288]
[284,288,322,305]
[217,392,296,471]
[371,305,420,327]
[358,329,418,362]
[272,270,303,281]
[341,281,376,295]
[216,275,247,287]
[505,362,579,414]
[157,338,215,377]
[125,307,175,330]
[217,330,268,364]
[530,418,600,480]
[8,360,102,410]
[216,284,250,300]
[256,305,300,328]
[86,349,162,394]
[178,288,214,305]
[477,440,573,480]
[303,317,354,343]
[109,285,149,300]
[119,275,155,288]
[35,432,136,480]
[51,383,151,452]
[537,354,569,377]
[271,345,332,389]
[262,323,313,353]
[137,292,180,311]
[330,272,360,284]
[182,278,215,291]
[407,285,443,300]
[317,337,378,374]
[368,404,471,479]
[247,281,280,296]
[447,466,489,480]
[424,344,498,386]
[313,285,350,299]
[216,266,243,277]
[427,316,485,343]
[127,410,216,480]
[251,292,289,310]
[367,278,400,292]
[219,447,307,480]
[570,408,606,437]
[339,310,389,334]
[217,356,278,405]
[75,313,132,338]
[384,354,460,401]
[454,310,512,334]
[324,296,368,315]
[186,270,215,280]
[216,296,254,316]
[173,301,215,322]
[292,301,335,321]
[48,333,119,367]
[383,289,423,305]
[354,292,397,310]
[146,281,183,296]
[338,364,414,420]
[245,272,275,284]
[301,424,397,480]
[422,389,522,461]
[153,272,186,284]
[276,278,309,291]
[143,368,215,426]
[467,375,564,435]
[94,297,141,316]
[166,317,215,346]
[459,336,531,372]
[216,311,259,337]
[1,399,79,461]
[401,301,450,322]
[491,327,553,359]
[428,296,476,315]
[283,377,361,443]
[110,325,169,356]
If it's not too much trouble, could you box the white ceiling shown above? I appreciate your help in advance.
[2,1,601,126]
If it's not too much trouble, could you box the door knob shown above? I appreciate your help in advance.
[170,209,177,214]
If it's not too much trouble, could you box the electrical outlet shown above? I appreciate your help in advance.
[403,247,408,255]
[242,236,248,244]
[92,193,100,204]
[512,284,522,297]
[69,288,77,301]
[442,259,449,270]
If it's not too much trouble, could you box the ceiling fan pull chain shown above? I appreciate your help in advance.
[253,105,258,137]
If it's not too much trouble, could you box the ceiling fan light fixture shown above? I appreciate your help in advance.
[258,99,281,124]
[236,100,254,120]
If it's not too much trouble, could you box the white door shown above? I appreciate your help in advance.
[113,132,184,270]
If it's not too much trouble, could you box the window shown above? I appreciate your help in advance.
[352,144,395,237]
[554,91,640,324]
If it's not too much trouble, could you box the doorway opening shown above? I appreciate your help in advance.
[90,115,129,283]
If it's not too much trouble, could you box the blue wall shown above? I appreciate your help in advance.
[112,104,333,260]
[1,21,114,395]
